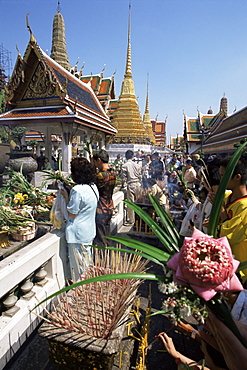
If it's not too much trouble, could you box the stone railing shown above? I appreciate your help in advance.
[0,190,125,368]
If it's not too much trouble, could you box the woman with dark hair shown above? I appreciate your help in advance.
[92,149,116,247]
[61,157,99,281]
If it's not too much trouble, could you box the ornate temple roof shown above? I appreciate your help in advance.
[0,34,116,135]
[80,73,115,112]
[183,112,215,143]
[202,107,247,154]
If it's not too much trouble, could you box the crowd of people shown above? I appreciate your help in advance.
[58,147,247,370]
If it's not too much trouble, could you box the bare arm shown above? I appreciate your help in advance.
[158,332,208,369]
[60,188,78,219]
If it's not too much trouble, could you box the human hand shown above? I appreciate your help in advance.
[176,321,200,340]
[60,187,69,202]
[158,332,178,358]
[207,191,215,204]
[185,189,198,203]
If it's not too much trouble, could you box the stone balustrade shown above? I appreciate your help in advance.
[0,190,125,368]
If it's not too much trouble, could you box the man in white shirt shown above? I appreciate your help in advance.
[122,150,142,225]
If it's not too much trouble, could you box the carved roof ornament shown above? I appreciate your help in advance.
[220,92,228,113]
[26,13,36,44]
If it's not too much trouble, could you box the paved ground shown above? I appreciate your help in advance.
[3,225,203,370]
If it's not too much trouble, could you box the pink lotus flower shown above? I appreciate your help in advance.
[167,228,243,301]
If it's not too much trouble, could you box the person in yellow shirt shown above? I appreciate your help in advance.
[218,156,247,283]
[147,178,167,207]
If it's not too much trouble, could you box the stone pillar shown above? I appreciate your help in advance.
[61,139,72,172]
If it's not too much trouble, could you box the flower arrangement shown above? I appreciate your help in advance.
[0,204,36,233]
[109,158,125,187]
[154,227,243,327]
[0,167,54,234]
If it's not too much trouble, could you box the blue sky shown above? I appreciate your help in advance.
[1,0,247,142]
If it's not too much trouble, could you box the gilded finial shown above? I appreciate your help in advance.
[125,2,132,77]
[145,73,149,114]
[26,13,36,43]
[57,1,61,13]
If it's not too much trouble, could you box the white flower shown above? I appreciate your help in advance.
[167,281,178,294]
[162,266,173,278]
[158,281,167,294]
[168,313,178,326]
[179,305,191,319]
[162,302,170,312]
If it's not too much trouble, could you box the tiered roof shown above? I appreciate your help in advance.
[0,35,116,136]
[79,73,115,113]
[203,107,247,154]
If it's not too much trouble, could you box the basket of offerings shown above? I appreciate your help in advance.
[11,222,37,242]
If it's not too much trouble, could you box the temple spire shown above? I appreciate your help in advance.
[50,3,71,71]
[125,3,132,77]
[143,73,155,143]
[111,3,147,143]
[145,73,149,114]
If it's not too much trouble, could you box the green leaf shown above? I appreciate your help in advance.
[237,260,247,273]
[33,272,165,309]
[105,235,171,262]
[124,200,179,254]
[149,194,181,245]
[208,139,247,237]
[91,245,165,266]
[148,310,168,317]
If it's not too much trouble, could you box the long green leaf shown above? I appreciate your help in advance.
[237,260,247,273]
[106,236,171,262]
[33,272,165,309]
[124,200,179,254]
[149,194,180,245]
[208,139,247,237]
[91,245,165,266]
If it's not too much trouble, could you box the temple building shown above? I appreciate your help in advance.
[202,98,247,155]
[183,95,228,154]
[170,135,184,151]
[151,117,167,146]
[0,15,116,172]
[79,71,116,115]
